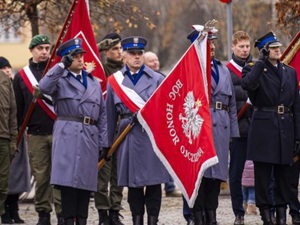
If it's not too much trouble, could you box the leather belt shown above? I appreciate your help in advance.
[210,101,229,112]
[56,115,97,125]
[120,114,133,119]
[254,105,291,115]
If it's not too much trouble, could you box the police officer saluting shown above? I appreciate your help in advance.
[242,32,300,225]
[39,38,109,225]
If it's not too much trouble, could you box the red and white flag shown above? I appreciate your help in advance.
[281,31,300,89]
[137,35,218,207]
[49,0,106,93]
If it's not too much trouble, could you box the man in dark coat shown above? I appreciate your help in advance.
[96,32,125,225]
[13,35,62,225]
[227,31,253,225]
[242,31,300,225]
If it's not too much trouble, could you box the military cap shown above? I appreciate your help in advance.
[121,36,147,51]
[0,56,11,69]
[97,32,122,52]
[56,38,86,57]
[29,35,51,49]
[254,32,282,50]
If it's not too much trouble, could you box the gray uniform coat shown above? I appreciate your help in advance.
[39,64,108,192]
[242,60,300,164]
[106,66,170,187]
[204,60,240,181]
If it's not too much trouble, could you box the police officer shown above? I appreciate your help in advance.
[187,27,239,225]
[242,32,300,225]
[96,33,125,225]
[39,38,109,225]
[13,35,62,225]
[105,36,169,225]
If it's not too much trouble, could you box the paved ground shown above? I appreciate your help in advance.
[16,190,294,225]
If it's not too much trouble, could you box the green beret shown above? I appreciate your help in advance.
[29,35,51,49]
[97,38,121,52]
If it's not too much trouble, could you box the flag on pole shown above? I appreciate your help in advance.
[281,31,300,89]
[137,35,218,207]
[50,0,106,93]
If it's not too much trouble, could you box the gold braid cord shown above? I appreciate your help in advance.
[283,36,300,65]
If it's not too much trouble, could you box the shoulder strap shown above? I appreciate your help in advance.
[19,66,56,120]
[108,71,146,113]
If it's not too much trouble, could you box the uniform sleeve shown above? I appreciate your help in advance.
[39,64,67,95]
[292,70,300,140]
[13,73,25,127]
[97,86,109,148]
[9,80,18,143]
[105,83,119,147]
[241,61,265,91]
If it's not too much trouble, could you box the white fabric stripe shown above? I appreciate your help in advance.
[229,59,243,72]
[23,66,55,113]
[113,71,146,109]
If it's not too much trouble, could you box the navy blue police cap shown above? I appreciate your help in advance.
[254,32,282,50]
[121,36,147,51]
[56,38,86,57]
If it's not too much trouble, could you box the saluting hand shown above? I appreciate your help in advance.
[258,44,270,62]
[61,53,74,68]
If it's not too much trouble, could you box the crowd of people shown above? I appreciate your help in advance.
[1,24,300,225]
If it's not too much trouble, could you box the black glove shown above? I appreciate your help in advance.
[61,54,73,68]
[32,85,43,99]
[258,45,270,61]
[293,140,300,157]
[99,147,111,161]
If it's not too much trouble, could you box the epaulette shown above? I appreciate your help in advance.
[247,62,255,67]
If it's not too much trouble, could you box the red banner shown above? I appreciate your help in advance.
[281,31,300,89]
[50,0,106,93]
[137,36,218,207]
[219,0,231,3]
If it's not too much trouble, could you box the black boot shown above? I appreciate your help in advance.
[206,210,218,225]
[76,218,87,225]
[56,213,64,225]
[132,215,143,225]
[37,211,51,225]
[147,216,158,225]
[276,207,287,225]
[193,211,204,225]
[260,208,274,225]
[1,203,13,224]
[109,210,124,225]
[7,194,24,224]
[98,210,110,225]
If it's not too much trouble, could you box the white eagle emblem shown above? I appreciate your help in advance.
[179,91,204,144]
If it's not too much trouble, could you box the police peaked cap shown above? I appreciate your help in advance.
[121,36,147,50]
[254,32,282,50]
[56,38,86,57]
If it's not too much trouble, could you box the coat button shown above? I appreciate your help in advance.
[80,130,83,133]
[213,124,216,127]
[224,126,227,129]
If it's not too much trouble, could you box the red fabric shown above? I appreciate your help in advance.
[138,39,217,207]
[219,0,231,3]
[226,62,242,78]
[19,68,56,120]
[50,0,106,93]
[108,75,140,113]
[289,51,300,89]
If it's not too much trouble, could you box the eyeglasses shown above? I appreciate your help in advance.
[127,50,144,56]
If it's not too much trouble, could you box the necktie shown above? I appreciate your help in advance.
[76,74,82,82]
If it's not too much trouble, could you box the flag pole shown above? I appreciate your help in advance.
[98,115,137,170]
[15,0,79,149]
